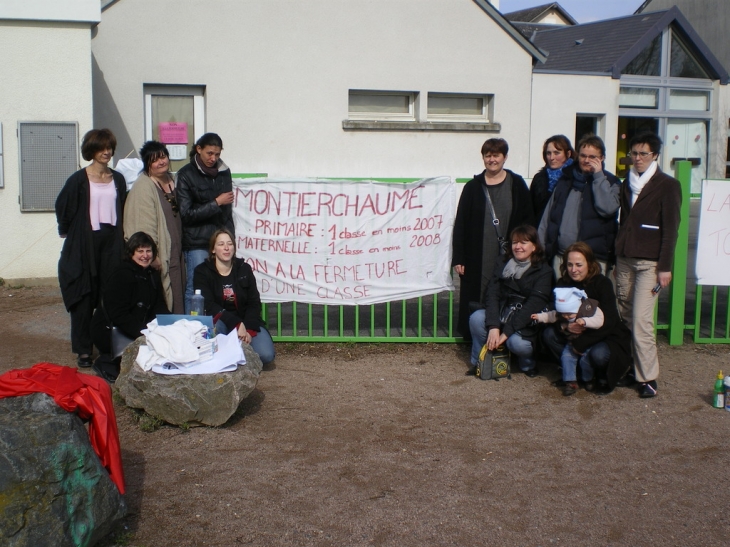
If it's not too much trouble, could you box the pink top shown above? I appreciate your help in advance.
[89,181,117,230]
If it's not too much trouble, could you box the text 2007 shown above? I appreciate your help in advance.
[413,215,443,230]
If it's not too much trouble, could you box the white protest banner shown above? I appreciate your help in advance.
[232,177,455,304]
[696,179,730,286]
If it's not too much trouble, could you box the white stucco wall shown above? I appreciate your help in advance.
[0,19,95,281]
[529,73,620,177]
[0,0,99,23]
[710,82,730,179]
[92,0,536,180]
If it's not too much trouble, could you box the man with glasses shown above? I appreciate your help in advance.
[614,132,681,398]
[538,135,621,278]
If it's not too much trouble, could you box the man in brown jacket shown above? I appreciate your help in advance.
[614,132,682,398]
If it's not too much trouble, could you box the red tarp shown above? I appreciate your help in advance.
[0,363,125,494]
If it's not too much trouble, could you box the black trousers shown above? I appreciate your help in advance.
[69,224,118,355]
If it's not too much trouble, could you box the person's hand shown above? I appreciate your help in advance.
[454,265,465,276]
[150,256,162,271]
[657,271,672,289]
[530,313,538,320]
[59,234,67,239]
[585,156,603,174]
[487,328,506,351]
[567,321,585,335]
[237,323,251,344]
[216,191,234,206]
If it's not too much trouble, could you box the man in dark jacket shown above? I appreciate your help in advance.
[537,135,621,278]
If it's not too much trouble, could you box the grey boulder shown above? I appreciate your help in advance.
[116,337,262,426]
[0,392,127,547]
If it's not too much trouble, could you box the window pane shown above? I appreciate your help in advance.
[623,34,661,76]
[428,95,483,116]
[619,87,659,109]
[349,93,409,114]
[670,31,710,79]
[669,89,709,111]
[151,95,195,172]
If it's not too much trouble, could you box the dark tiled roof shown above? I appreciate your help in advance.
[511,21,564,41]
[531,6,728,82]
[532,11,666,73]
[504,2,578,25]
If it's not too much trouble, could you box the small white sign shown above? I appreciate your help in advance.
[696,179,730,286]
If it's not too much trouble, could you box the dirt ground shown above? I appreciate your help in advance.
[2,284,730,547]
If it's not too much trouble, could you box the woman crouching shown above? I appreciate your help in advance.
[468,225,553,377]
[193,229,275,365]
[91,232,170,381]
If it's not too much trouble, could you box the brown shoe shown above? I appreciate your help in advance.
[562,382,578,396]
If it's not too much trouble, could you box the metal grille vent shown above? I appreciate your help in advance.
[19,122,78,211]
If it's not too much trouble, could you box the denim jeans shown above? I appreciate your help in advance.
[184,249,210,314]
[215,321,276,365]
[544,325,611,382]
[468,309,535,371]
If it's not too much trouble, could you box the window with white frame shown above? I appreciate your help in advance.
[144,85,205,172]
[427,93,491,122]
[348,90,416,121]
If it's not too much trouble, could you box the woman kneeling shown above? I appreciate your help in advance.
[193,229,275,365]
[468,225,552,377]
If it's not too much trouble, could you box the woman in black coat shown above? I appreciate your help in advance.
[467,225,552,376]
[452,138,534,340]
[55,128,127,368]
[529,135,575,225]
[91,232,170,381]
[193,229,275,365]
[543,241,632,393]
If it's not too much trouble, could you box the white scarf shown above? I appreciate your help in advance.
[628,161,658,206]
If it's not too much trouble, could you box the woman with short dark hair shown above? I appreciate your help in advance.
[55,128,127,368]
[452,138,534,340]
[91,232,169,382]
[124,140,185,313]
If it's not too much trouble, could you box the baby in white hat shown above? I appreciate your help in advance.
[531,287,604,396]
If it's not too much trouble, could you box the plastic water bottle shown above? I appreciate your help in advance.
[713,371,724,409]
[190,289,205,316]
[725,375,730,412]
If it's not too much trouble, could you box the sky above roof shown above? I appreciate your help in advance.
[499,0,647,24]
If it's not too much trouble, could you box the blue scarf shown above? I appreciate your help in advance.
[546,157,573,193]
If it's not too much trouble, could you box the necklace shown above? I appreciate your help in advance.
[151,174,179,215]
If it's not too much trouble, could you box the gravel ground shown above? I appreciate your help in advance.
[1,285,729,547]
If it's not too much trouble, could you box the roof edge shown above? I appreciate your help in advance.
[612,7,728,84]
[471,0,548,64]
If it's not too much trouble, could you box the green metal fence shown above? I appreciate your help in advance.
[236,169,730,345]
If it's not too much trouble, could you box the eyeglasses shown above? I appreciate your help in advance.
[629,151,654,159]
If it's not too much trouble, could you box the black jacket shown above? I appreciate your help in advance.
[177,158,234,250]
[554,274,631,389]
[193,257,264,333]
[451,169,534,337]
[529,168,551,225]
[55,168,127,310]
[484,257,553,343]
[542,165,620,262]
[91,260,169,353]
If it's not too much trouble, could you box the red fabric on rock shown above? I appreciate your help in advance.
[0,363,125,494]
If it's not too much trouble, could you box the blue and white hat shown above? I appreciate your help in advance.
[554,287,587,313]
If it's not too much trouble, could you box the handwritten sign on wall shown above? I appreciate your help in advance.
[158,122,188,144]
[232,177,456,304]
[696,179,730,286]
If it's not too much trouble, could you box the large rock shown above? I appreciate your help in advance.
[116,338,262,426]
[0,392,127,547]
